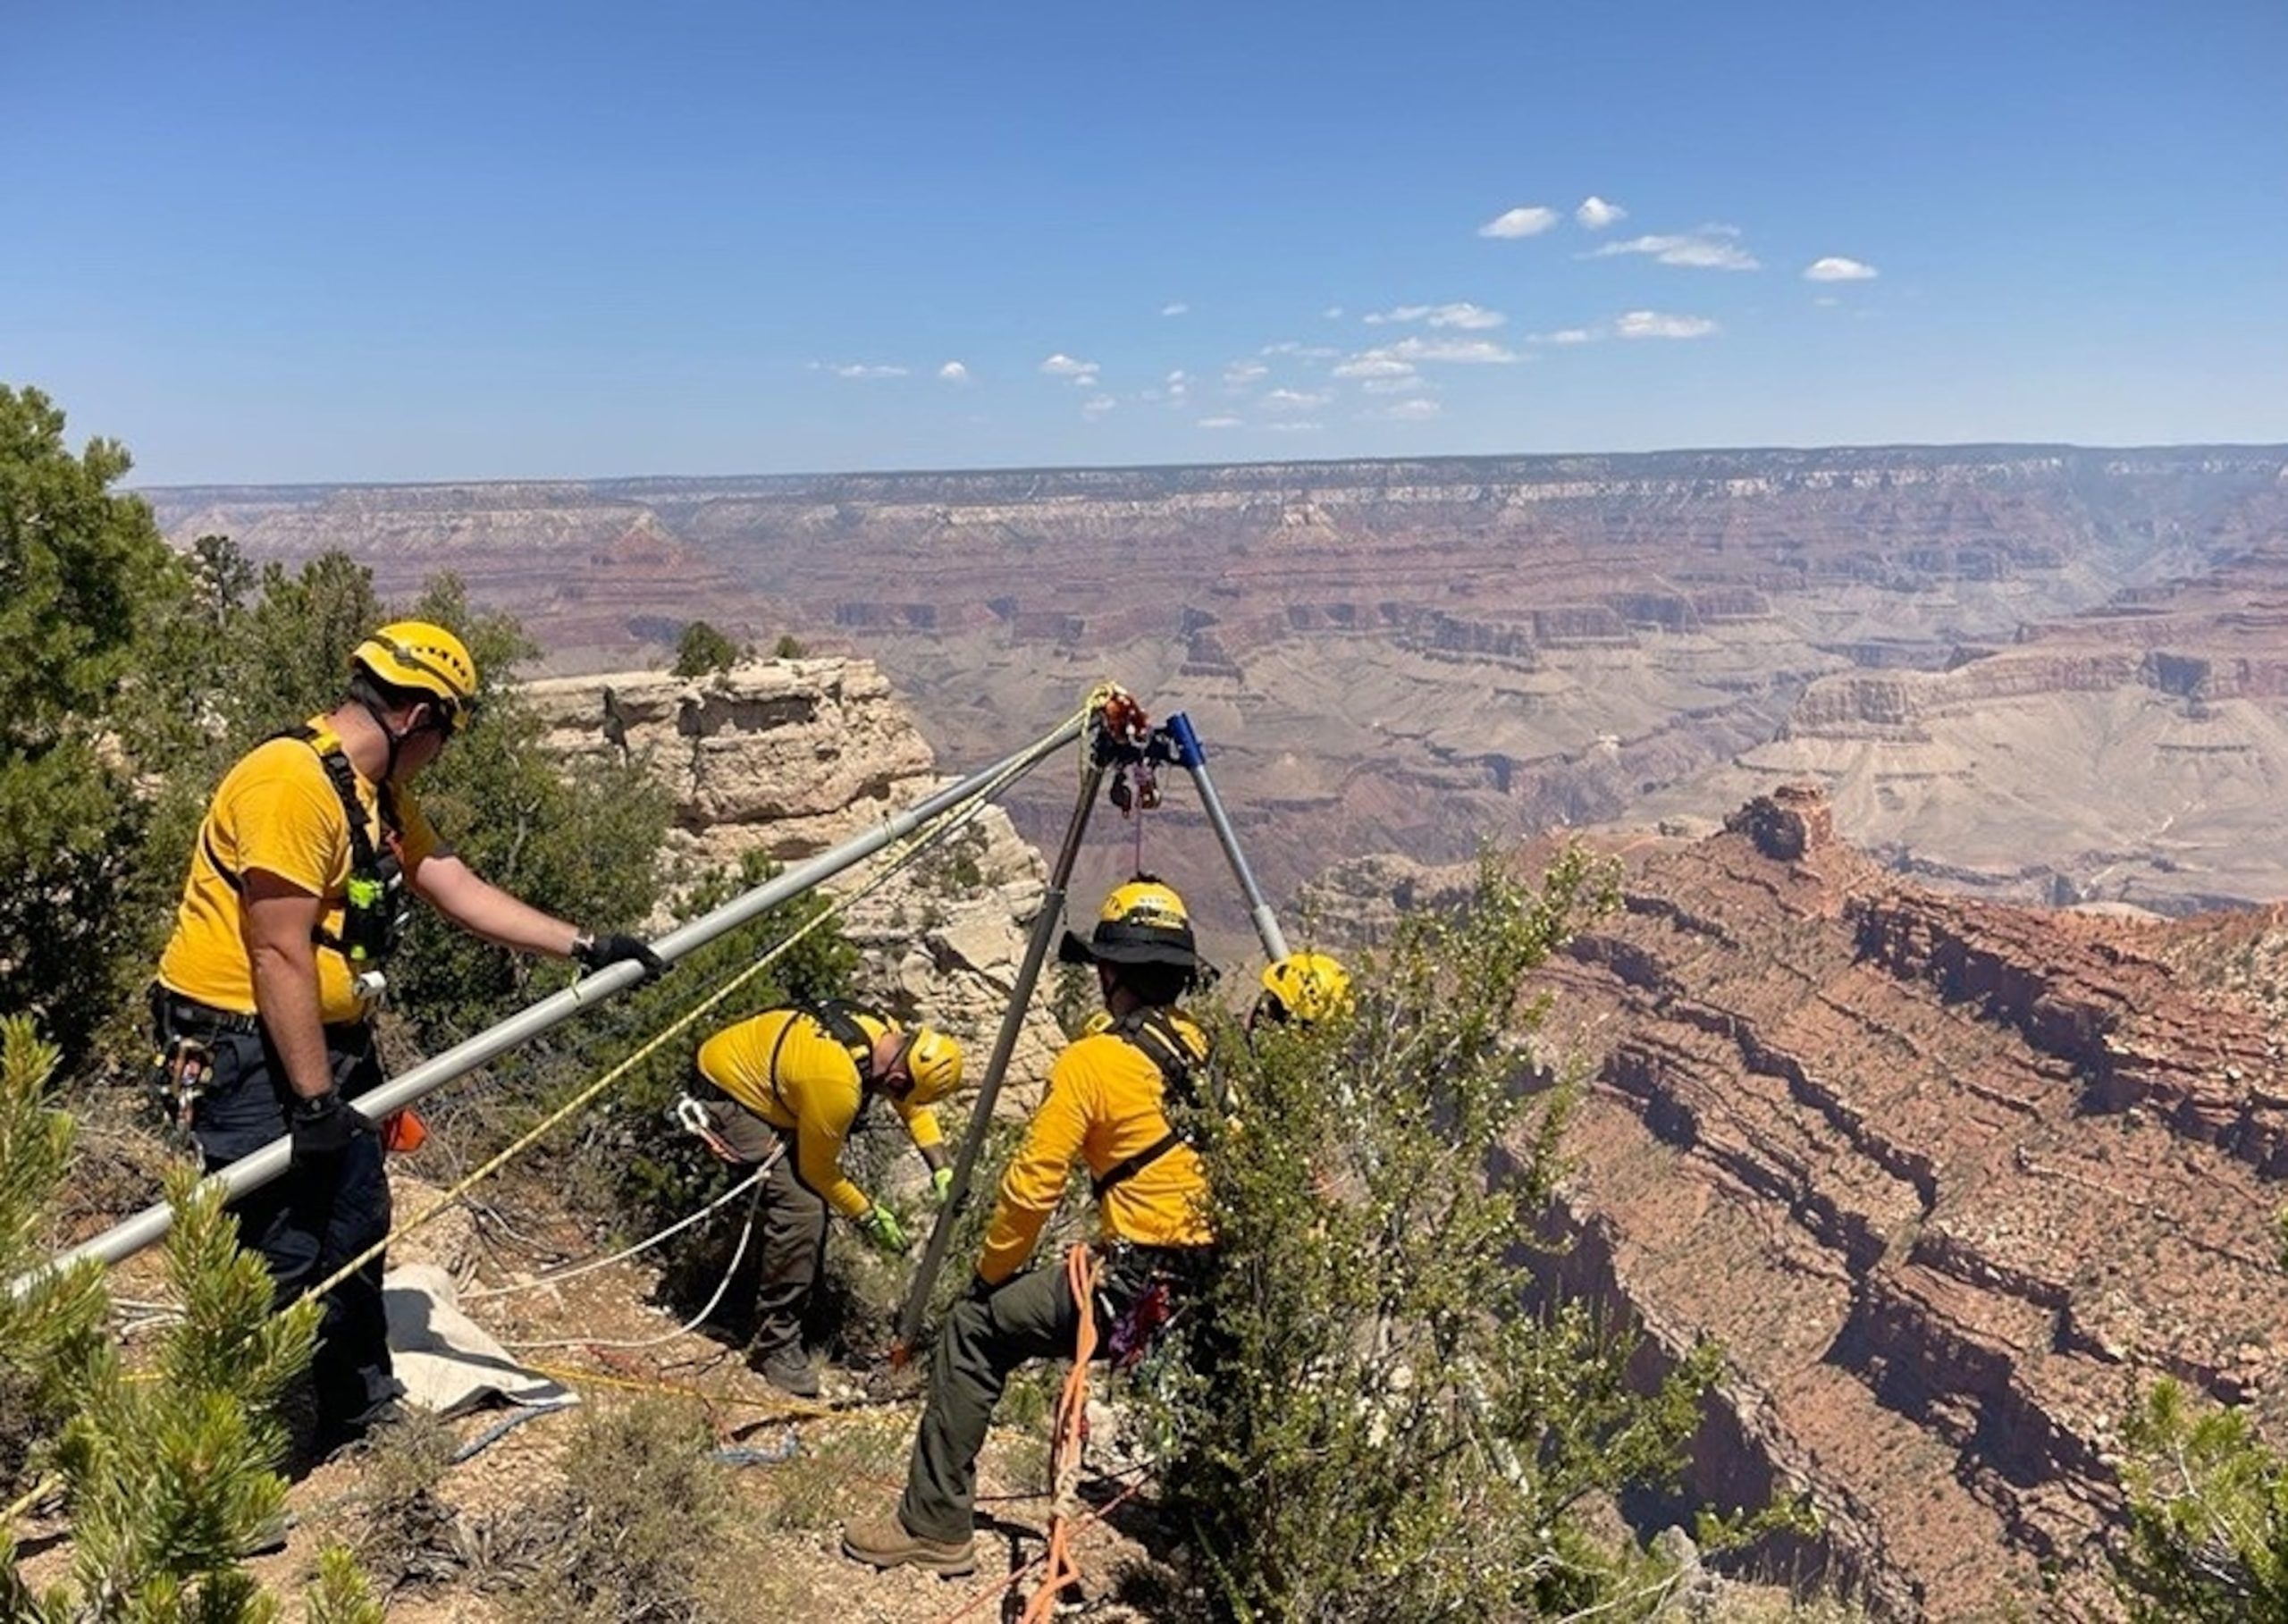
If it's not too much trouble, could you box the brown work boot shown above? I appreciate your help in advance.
[841,1511,975,1575]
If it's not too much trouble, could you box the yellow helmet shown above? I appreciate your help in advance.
[1258,952,1353,1025]
[351,620,479,731]
[1058,877,1199,969]
[899,1025,964,1106]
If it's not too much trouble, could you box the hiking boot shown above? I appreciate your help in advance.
[757,1347,820,1399]
[841,1511,975,1575]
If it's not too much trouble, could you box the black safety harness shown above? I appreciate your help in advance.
[201,726,411,977]
[760,998,882,1114]
[1090,1006,1216,1199]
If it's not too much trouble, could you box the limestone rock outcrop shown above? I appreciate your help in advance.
[524,659,1066,1094]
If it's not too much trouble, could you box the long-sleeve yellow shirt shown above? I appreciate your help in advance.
[695,1008,943,1220]
[976,1014,1216,1285]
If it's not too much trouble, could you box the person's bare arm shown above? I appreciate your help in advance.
[407,851,582,957]
[241,872,336,1102]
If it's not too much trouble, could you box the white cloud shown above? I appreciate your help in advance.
[1198,416,1243,429]
[1576,196,1628,230]
[1081,394,1116,418]
[1360,374,1427,394]
[1039,353,1100,384]
[1161,300,1190,316]
[1532,328,1601,345]
[1615,309,1720,340]
[1323,305,1345,319]
[1813,295,1840,308]
[824,362,908,379]
[1591,226,1759,271]
[1331,353,1417,380]
[1261,387,1332,413]
[1368,397,1443,421]
[937,361,970,383]
[1165,368,1190,402]
[1264,420,1323,433]
[1804,256,1879,282]
[1387,335,1522,364]
[1223,359,1270,389]
[1262,340,1342,357]
[1477,205,1560,239]
[1364,301,1505,330]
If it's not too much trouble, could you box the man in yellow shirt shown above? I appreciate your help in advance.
[684,1003,965,1396]
[844,877,1216,1575]
[152,620,665,1454]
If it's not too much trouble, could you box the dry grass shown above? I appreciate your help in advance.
[470,1397,772,1624]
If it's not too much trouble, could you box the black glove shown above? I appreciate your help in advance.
[962,1273,998,1306]
[290,1089,358,1165]
[574,932,666,982]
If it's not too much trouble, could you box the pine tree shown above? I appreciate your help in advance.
[1,1014,387,1620]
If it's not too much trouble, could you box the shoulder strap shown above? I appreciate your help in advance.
[1090,1007,1211,1199]
[201,727,391,893]
[767,1002,878,1116]
[806,998,877,1061]
[200,728,398,962]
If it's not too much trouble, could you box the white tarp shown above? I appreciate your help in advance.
[381,1263,577,1417]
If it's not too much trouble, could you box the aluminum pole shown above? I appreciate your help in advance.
[896,752,1107,1354]
[1165,711,1289,963]
[22,711,1087,1290]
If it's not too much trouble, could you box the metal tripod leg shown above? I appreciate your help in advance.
[1165,711,1290,963]
[895,753,1108,1355]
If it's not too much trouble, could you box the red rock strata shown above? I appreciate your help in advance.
[1522,790,2288,1618]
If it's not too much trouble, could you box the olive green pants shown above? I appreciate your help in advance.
[898,1246,1212,1544]
[899,1262,1089,1543]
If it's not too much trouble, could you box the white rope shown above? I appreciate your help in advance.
[500,1177,764,1353]
[461,1161,770,1302]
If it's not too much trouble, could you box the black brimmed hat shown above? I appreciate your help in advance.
[1058,878,1199,969]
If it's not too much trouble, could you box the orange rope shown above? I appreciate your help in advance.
[933,1476,1150,1624]
[1020,1242,1101,1622]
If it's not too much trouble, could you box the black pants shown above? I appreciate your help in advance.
[160,1002,401,1436]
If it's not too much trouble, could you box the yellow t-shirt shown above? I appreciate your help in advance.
[977,1012,1216,1285]
[695,1008,945,1219]
[156,719,443,1024]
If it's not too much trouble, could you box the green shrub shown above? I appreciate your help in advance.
[2113,1377,2288,1619]
[1157,847,1729,1620]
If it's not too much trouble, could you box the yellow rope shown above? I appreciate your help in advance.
[302,718,1076,1305]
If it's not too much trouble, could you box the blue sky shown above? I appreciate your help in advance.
[4,1,2284,484]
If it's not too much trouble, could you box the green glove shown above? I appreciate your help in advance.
[929,1165,955,1207]
[856,1204,910,1256]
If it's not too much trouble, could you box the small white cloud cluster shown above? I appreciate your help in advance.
[1614,310,1719,340]
[1591,226,1758,271]
[1576,195,1628,230]
[1477,205,1560,239]
[1161,300,1190,316]
[1364,301,1506,330]
[938,361,970,383]
[1804,256,1878,282]
[821,362,908,380]
[1039,353,1099,386]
